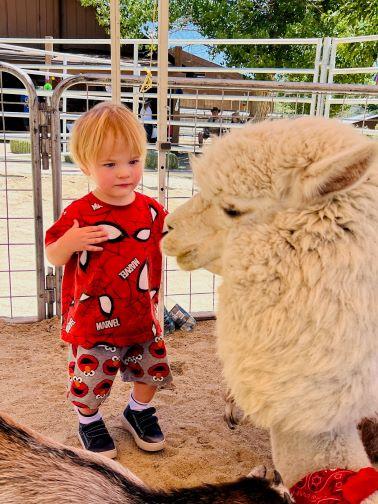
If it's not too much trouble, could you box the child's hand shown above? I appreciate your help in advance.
[60,220,109,253]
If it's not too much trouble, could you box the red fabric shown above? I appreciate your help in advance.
[290,467,378,504]
[343,468,378,504]
[45,191,167,348]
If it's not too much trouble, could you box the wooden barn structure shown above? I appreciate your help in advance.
[0,0,106,50]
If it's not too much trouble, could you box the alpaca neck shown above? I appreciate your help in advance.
[270,424,370,488]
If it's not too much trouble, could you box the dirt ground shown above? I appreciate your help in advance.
[0,317,272,490]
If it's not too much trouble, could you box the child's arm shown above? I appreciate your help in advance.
[46,219,108,266]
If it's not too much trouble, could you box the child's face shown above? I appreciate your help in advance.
[86,134,144,205]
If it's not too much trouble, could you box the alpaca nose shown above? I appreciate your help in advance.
[162,221,173,236]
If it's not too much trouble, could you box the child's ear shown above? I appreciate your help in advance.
[301,141,377,201]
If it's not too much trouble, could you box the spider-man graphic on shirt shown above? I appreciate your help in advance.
[45,191,167,349]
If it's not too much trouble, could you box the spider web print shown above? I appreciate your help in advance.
[56,193,167,348]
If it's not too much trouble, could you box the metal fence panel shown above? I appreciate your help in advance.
[48,75,378,320]
[0,62,45,320]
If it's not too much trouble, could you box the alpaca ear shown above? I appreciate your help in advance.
[301,142,376,200]
[273,470,283,485]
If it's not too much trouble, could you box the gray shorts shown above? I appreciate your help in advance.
[67,336,172,410]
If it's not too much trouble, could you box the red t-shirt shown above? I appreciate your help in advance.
[45,191,167,348]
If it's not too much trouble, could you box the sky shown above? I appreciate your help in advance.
[149,22,226,66]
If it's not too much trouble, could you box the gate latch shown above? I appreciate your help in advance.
[45,267,56,317]
[39,102,52,171]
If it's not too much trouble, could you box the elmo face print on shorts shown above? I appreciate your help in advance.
[77,354,99,377]
[126,361,144,378]
[148,363,170,382]
[103,356,121,375]
[70,376,89,398]
[93,379,113,400]
[149,335,166,359]
[124,344,144,363]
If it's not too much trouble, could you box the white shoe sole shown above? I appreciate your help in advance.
[121,414,165,452]
[78,433,117,459]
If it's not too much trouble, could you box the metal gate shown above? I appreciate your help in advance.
[0,62,47,320]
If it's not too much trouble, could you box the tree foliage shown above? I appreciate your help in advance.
[80,0,378,83]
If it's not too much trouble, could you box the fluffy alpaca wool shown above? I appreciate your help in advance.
[163,117,378,437]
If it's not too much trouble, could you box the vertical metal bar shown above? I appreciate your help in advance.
[310,39,322,115]
[340,92,347,119]
[220,89,225,136]
[293,93,299,117]
[362,95,368,129]
[317,37,332,116]
[193,88,199,153]
[157,0,169,204]
[157,0,169,327]
[324,38,337,118]
[50,83,63,317]
[110,0,121,104]
[133,43,140,115]
[51,96,62,223]
[62,56,68,154]
[327,38,337,85]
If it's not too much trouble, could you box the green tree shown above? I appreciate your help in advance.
[80,0,377,83]
[80,0,182,41]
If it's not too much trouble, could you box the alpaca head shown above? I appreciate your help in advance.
[163,116,377,271]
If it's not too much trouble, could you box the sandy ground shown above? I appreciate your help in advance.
[0,317,272,490]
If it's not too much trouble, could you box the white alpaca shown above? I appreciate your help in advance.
[163,117,378,497]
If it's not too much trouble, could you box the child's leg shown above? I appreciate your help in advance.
[130,382,157,409]
[67,344,121,458]
[75,406,102,424]
[119,337,173,451]
[77,406,99,415]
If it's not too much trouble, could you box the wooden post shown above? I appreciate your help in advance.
[45,36,53,79]
[110,0,121,104]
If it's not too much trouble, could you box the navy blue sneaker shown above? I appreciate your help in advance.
[78,419,117,459]
[121,405,165,452]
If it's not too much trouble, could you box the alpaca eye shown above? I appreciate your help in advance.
[223,207,242,217]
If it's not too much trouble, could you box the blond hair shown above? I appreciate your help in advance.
[70,102,147,171]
